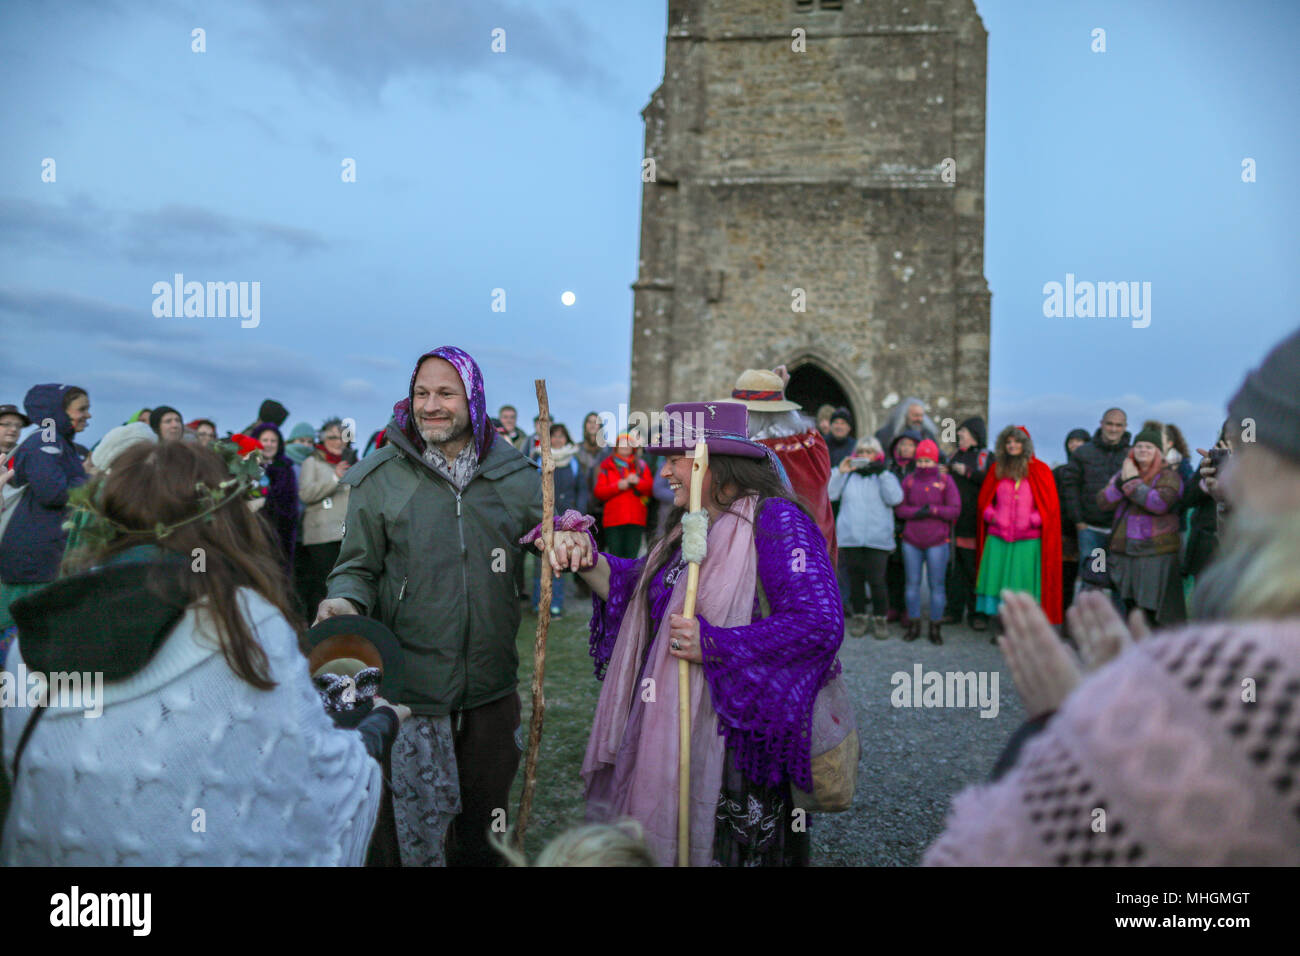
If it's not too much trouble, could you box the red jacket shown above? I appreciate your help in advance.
[594,454,653,528]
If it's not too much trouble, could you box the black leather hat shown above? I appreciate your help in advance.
[305,615,405,699]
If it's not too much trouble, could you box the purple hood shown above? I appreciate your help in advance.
[392,346,495,461]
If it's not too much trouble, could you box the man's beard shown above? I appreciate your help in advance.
[419,411,472,449]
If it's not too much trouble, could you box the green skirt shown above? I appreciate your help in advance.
[975,536,1041,616]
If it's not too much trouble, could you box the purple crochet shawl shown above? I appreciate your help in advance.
[589,497,844,792]
[391,345,496,461]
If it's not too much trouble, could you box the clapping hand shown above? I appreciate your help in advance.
[1067,590,1148,672]
[997,592,1083,719]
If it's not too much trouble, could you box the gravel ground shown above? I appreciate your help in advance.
[811,615,1028,866]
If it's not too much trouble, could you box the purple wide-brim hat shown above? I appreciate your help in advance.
[645,402,767,459]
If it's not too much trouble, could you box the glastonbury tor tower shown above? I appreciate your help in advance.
[629,0,991,435]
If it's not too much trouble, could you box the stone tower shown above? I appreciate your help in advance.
[629,0,991,438]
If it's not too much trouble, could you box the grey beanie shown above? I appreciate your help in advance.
[92,421,157,473]
[1227,325,1300,464]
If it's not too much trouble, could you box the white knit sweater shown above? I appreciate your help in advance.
[2,589,383,866]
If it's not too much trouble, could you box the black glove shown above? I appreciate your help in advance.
[914,504,932,519]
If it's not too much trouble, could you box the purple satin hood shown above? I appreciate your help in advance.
[392,346,495,461]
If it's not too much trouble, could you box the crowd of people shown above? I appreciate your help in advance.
[0,325,1296,867]
[817,396,1223,646]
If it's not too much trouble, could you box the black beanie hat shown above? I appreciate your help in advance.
[829,407,853,426]
[1227,326,1300,465]
[149,405,181,436]
[1133,427,1164,449]
[258,399,289,428]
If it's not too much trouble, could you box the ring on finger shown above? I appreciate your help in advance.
[671,639,681,650]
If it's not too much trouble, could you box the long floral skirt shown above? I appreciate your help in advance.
[712,748,809,867]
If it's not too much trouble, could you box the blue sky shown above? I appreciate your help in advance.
[2,0,1296,465]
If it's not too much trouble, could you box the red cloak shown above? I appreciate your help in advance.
[976,456,1063,625]
[757,429,837,566]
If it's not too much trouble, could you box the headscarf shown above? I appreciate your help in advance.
[391,346,495,462]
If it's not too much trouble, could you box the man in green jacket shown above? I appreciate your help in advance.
[317,346,592,866]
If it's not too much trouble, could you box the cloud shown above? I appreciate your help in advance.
[123,204,329,263]
[245,0,614,104]
[0,286,202,342]
[354,355,404,372]
[340,378,377,399]
[0,195,330,265]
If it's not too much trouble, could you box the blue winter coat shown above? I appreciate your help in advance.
[0,384,88,584]
[828,465,903,551]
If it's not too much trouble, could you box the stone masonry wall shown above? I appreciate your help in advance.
[632,0,990,438]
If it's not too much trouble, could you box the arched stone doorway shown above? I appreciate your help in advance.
[786,362,853,426]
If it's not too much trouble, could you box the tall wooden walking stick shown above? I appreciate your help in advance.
[676,439,710,866]
[514,379,553,851]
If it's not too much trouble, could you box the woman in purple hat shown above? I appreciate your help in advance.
[571,401,844,867]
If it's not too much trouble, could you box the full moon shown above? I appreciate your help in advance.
[561,291,576,306]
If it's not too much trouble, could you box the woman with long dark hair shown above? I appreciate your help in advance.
[572,402,843,867]
[2,440,403,864]
[974,425,1063,635]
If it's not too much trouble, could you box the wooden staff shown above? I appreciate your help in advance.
[514,379,554,850]
[677,439,709,866]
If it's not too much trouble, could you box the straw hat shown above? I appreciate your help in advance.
[718,368,801,412]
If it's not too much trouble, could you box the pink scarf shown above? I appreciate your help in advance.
[582,495,761,866]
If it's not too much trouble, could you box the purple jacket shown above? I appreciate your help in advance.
[896,467,961,549]
[1098,465,1183,556]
